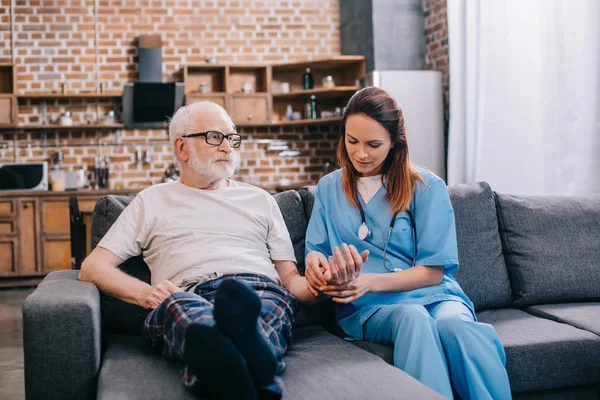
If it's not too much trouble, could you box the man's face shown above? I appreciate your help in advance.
[185,113,237,181]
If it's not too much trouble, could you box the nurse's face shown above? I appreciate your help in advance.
[344,113,394,177]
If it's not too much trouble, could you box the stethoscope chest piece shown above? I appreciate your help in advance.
[358,222,371,240]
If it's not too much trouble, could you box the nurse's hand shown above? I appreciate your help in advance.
[305,251,329,296]
[319,274,372,304]
[326,244,369,285]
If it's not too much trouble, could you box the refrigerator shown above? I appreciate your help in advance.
[360,70,446,180]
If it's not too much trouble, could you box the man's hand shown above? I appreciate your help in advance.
[320,274,373,304]
[140,280,182,309]
[304,251,329,296]
[326,244,369,286]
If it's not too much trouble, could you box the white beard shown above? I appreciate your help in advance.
[188,146,235,181]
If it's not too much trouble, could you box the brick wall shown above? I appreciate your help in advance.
[0,0,341,190]
[422,0,449,124]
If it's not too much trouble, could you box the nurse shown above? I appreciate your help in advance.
[304,87,511,400]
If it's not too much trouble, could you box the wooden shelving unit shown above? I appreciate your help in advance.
[183,56,365,126]
[2,56,365,133]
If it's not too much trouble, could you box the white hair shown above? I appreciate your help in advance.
[168,101,234,160]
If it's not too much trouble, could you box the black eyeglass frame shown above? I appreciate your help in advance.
[181,131,242,148]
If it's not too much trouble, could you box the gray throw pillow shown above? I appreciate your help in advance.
[273,190,308,274]
[496,193,600,305]
[448,182,513,311]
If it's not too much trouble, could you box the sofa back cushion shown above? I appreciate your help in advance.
[272,190,307,274]
[448,182,513,311]
[91,195,151,336]
[496,193,600,305]
[298,186,316,222]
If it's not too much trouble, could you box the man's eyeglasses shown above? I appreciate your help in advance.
[181,131,242,148]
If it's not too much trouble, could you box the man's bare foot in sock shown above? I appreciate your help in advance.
[213,279,278,387]
[184,323,257,400]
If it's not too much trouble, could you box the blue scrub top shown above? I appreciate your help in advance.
[305,168,476,339]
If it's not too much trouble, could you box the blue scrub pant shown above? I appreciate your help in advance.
[362,301,511,399]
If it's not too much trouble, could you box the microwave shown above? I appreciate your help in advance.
[0,162,48,191]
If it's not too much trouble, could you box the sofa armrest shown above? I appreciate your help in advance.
[23,270,101,400]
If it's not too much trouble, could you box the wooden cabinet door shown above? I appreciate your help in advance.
[41,198,71,273]
[0,199,17,276]
[0,95,17,125]
[42,198,70,235]
[229,95,270,124]
[42,238,71,273]
[0,237,17,276]
[17,198,41,275]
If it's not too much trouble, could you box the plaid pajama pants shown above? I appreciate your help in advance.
[143,274,297,397]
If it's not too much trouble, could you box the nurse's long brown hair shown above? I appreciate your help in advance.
[338,87,424,214]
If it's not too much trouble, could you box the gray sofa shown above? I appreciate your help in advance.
[23,182,600,399]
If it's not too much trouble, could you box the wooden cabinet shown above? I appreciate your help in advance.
[0,191,135,287]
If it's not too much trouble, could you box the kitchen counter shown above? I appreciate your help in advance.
[0,188,141,197]
[0,182,316,198]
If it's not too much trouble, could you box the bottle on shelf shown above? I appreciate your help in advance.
[102,156,110,189]
[93,155,102,189]
[285,104,294,121]
[309,95,317,120]
[303,67,314,90]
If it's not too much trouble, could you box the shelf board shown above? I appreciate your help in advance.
[272,56,365,71]
[272,86,359,100]
[14,123,124,130]
[18,92,122,99]
[268,117,342,127]
[185,91,227,96]
[0,124,17,130]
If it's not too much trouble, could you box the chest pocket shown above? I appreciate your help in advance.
[389,211,415,249]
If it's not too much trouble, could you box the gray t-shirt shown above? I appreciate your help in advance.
[98,180,296,286]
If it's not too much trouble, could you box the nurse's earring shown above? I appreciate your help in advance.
[358,222,371,240]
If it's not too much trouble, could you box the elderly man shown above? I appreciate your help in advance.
[79,101,340,399]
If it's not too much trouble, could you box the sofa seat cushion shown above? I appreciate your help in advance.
[349,340,393,365]
[495,193,600,305]
[98,327,443,400]
[477,308,600,393]
[97,335,193,400]
[526,302,600,336]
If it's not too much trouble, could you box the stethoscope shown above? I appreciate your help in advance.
[357,201,417,272]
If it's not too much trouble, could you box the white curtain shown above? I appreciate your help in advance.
[447,0,600,195]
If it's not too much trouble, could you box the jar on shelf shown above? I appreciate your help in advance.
[322,75,335,89]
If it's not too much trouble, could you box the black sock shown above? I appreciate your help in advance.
[213,279,278,387]
[184,323,257,400]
